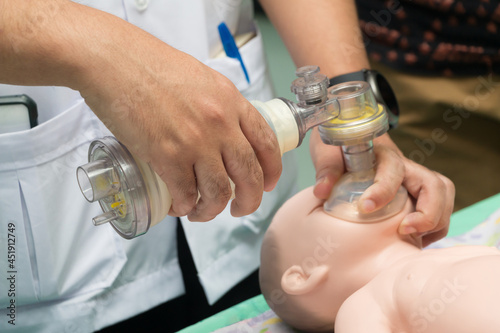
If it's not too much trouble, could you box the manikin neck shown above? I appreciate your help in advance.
[373,237,421,272]
[342,233,421,304]
[345,200,422,282]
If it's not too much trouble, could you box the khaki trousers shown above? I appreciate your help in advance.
[372,62,500,211]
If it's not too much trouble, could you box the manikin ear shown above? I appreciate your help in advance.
[281,264,329,295]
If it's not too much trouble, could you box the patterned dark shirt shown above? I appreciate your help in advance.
[355,0,500,76]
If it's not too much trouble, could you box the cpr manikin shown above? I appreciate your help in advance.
[259,187,500,332]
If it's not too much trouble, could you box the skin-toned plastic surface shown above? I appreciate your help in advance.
[260,187,500,332]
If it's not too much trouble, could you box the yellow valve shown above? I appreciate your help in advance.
[325,104,382,126]
[111,193,126,217]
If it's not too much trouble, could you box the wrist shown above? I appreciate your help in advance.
[374,133,404,156]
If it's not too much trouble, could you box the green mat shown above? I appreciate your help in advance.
[447,193,500,236]
[179,193,500,333]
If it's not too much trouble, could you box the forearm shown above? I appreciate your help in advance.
[0,0,91,88]
[259,0,369,77]
[0,0,174,93]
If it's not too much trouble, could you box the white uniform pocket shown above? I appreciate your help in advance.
[0,101,126,307]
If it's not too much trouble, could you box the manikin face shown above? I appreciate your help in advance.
[260,187,416,332]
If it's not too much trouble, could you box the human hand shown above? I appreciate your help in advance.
[310,130,454,246]
[76,11,281,222]
[0,0,282,222]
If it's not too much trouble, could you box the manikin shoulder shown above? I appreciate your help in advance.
[335,285,398,333]
[335,246,500,333]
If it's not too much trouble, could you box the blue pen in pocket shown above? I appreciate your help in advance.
[218,22,250,84]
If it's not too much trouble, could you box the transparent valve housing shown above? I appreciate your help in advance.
[77,137,171,238]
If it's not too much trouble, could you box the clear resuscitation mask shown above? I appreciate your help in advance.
[76,66,406,238]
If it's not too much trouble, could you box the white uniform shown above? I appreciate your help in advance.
[0,1,298,331]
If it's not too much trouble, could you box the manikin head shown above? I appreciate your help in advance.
[259,187,420,332]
